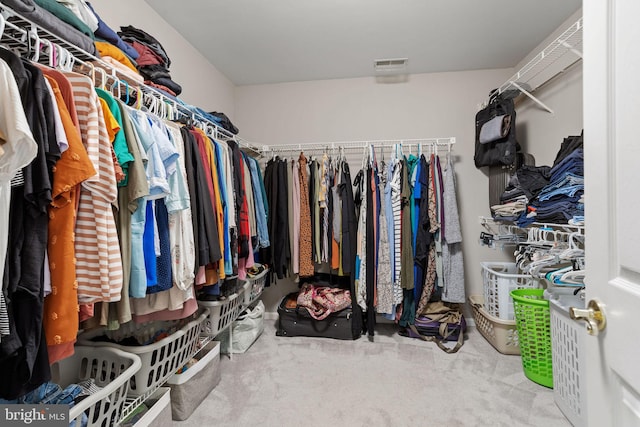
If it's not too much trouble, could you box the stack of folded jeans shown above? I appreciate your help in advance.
[492,165,551,222]
[518,147,584,226]
[118,25,182,96]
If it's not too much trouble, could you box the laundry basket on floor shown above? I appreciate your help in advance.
[511,288,553,388]
[51,346,141,427]
[546,287,587,426]
[78,308,209,398]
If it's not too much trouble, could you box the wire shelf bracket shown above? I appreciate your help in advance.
[493,17,583,114]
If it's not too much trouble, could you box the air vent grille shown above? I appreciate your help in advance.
[374,58,408,72]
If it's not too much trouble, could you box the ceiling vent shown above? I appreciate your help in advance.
[374,58,408,73]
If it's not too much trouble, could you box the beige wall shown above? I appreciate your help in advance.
[515,64,582,166]
[234,9,583,314]
[88,2,582,315]
[89,0,236,117]
[235,68,520,313]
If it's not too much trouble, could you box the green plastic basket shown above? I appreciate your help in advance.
[510,288,553,388]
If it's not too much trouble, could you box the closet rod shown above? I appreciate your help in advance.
[263,137,456,155]
[0,4,262,155]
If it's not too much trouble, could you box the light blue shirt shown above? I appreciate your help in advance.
[247,156,270,249]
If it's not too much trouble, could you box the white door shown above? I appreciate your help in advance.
[583,1,640,426]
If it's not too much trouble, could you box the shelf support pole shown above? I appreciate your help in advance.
[509,81,554,114]
[559,40,583,59]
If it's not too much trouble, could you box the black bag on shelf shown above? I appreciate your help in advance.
[474,93,520,168]
[276,292,360,340]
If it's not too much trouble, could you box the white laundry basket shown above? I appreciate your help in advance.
[481,261,542,320]
[78,308,208,398]
[199,289,245,337]
[546,287,587,427]
[50,346,141,427]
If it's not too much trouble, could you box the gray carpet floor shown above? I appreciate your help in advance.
[171,320,571,427]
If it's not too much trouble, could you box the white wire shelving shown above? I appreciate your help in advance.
[0,3,262,155]
[492,17,583,114]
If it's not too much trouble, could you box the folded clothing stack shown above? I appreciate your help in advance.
[118,25,182,96]
[492,164,551,222]
[517,134,584,226]
[1,0,98,55]
[87,2,139,60]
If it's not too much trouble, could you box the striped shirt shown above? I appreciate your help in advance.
[390,159,403,304]
[64,71,123,303]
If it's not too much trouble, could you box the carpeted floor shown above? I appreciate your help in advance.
[171,320,571,427]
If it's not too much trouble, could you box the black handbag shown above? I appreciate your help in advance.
[474,94,520,168]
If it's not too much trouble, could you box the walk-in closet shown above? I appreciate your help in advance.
[0,0,635,426]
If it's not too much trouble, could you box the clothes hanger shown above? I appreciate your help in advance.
[50,42,58,68]
[134,87,142,110]
[58,45,75,72]
[56,44,68,71]
[85,61,96,86]
[0,14,6,41]
[28,29,40,63]
[38,38,54,67]
[119,79,130,105]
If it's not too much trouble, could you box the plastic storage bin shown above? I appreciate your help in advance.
[511,288,553,388]
[243,268,268,306]
[546,287,587,427]
[78,308,209,397]
[166,341,222,420]
[469,295,520,355]
[199,289,245,337]
[50,346,141,427]
[121,387,172,427]
[481,261,542,320]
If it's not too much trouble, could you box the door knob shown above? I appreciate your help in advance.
[569,299,606,336]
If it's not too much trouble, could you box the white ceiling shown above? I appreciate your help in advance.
[144,0,581,86]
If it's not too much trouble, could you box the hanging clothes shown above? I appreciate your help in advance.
[376,161,393,315]
[247,156,269,250]
[330,162,341,271]
[338,160,362,337]
[441,157,465,303]
[229,139,250,261]
[107,98,149,326]
[290,159,300,275]
[298,154,314,277]
[213,140,232,276]
[0,55,40,399]
[390,156,403,306]
[365,160,378,337]
[43,74,95,364]
[354,168,367,311]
